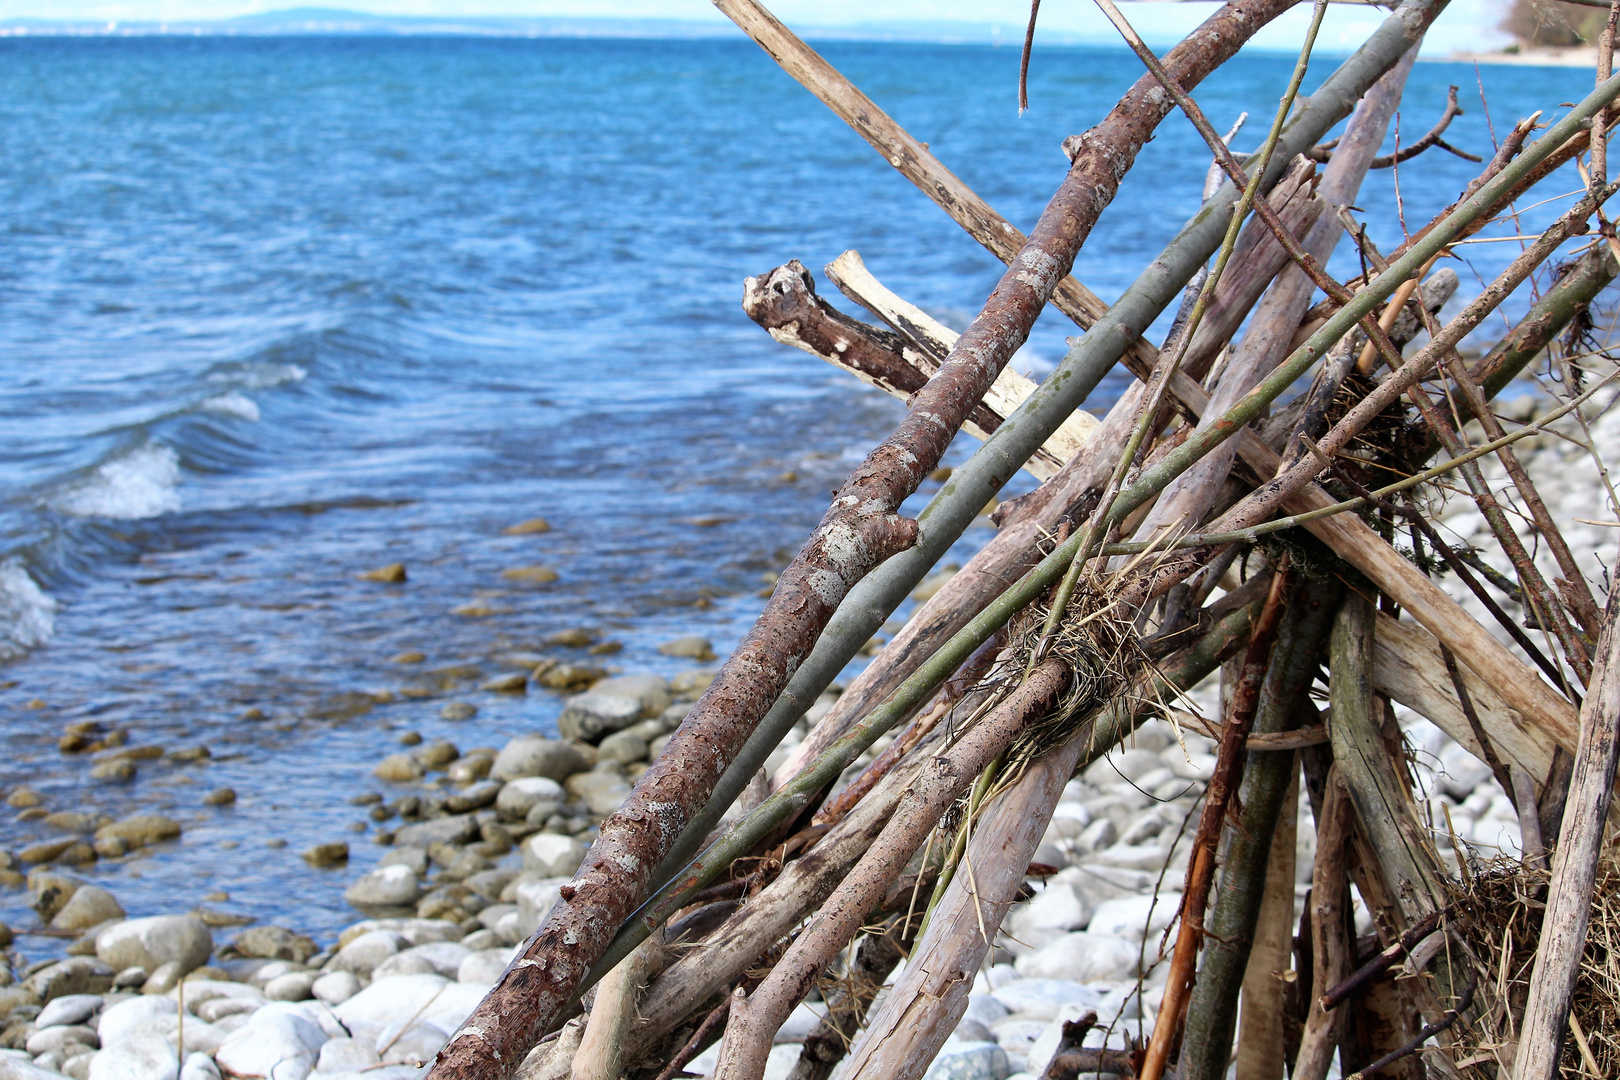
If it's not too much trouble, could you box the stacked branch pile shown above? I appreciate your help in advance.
[428,0,1620,1077]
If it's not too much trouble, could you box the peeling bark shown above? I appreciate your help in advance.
[426,4,1313,1074]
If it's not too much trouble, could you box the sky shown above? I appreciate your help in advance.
[0,0,1513,52]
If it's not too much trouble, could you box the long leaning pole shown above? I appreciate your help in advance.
[424,0,1332,1074]
[614,0,1455,961]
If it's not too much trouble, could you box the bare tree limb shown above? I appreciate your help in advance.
[1514,596,1620,1080]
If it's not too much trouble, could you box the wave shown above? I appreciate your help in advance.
[200,391,262,421]
[0,560,56,660]
[207,361,308,392]
[51,443,183,520]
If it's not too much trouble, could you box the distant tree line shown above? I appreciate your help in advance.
[1503,0,1608,47]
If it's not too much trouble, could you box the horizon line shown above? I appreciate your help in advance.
[0,3,1400,51]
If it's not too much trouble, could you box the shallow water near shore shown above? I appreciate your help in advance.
[0,33,1598,950]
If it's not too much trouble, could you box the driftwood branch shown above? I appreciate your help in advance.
[434,6,1312,1072]
[1129,41,1413,555]
[1235,765,1300,1080]
[571,928,661,1080]
[1179,573,1342,1080]
[1307,84,1481,168]
[1327,591,1448,925]
[627,589,1268,1062]
[1294,768,1356,1080]
[824,249,1101,457]
[738,260,1017,463]
[842,706,1094,1080]
[711,659,1070,1079]
[1514,596,1620,1080]
[785,927,904,1080]
[1140,563,1293,1080]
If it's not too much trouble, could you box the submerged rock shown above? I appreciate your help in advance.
[357,562,407,583]
[233,926,319,964]
[302,843,350,868]
[94,815,181,848]
[29,870,83,922]
[478,673,527,694]
[535,663,605,691]
[413,741,459,770]
[657,636,715,661]
[546,628,594,648]
[445,755,493,784]
[500,565,558,584]
[373,754,425,783]
[50,886,124,932]
[88,759,136,784]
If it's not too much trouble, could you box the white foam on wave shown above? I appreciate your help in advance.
[201,391,261,421]
[213,362,307,391]
[0,560,56,659]
[54,444,183,520]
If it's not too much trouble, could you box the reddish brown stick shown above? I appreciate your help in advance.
[1138,561,1293,1080]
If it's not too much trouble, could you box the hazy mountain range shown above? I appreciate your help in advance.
[0,6,1090,42]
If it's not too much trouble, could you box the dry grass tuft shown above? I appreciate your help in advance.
[981,569,1146,788]
[1444,854,1620,1078]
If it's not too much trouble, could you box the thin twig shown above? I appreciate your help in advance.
[1320,907,1448,1010]
[1342,974,1477,1080]
[1138,562,1293,1080]
[1594,0,1620,188]
[1020,0,1041,113]
[1030,0,1328,660]
[1444,347,1604,643]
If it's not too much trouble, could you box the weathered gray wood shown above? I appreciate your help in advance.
[824,250,1099,464]
[1236,766,1299,1080]
[627,718,950,1057]
[1328,592,1448,926]
[841,717,1091,1080]
[1514,597,1620,1080]
[711,660,1072,1080]
[571,929,661,1080]
[629,590,1269,1061]
[1295,767,1356,1080]
[1371,614,1556,782]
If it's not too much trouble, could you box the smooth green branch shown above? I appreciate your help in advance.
[1039,0,1330,652]
[1107,72,1620,533]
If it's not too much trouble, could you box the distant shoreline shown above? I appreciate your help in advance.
[1449,45,1600,67]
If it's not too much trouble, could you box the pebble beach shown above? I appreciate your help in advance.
[0,386,1607,1080]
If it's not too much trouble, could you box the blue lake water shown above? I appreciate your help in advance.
[0,31,1597,948]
